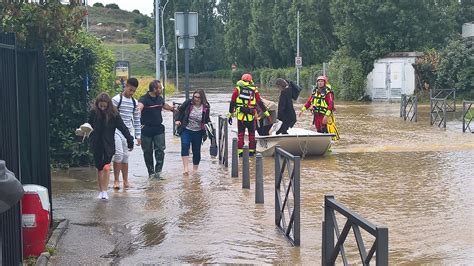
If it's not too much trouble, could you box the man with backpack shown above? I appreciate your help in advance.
[112,77,141,189]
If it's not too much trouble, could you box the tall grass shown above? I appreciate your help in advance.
[134,76,176,99]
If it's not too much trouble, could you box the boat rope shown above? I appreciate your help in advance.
[296,133,308,159]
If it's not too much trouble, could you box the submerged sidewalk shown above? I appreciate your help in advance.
[47,120,305,264]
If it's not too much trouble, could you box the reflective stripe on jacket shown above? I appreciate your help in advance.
[235,80,258,121]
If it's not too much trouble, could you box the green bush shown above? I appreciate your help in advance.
[105,3,120,9]
[47,32,115,167]
[327,47,366,100]
[1,3,116,167]
[436,37,473,94]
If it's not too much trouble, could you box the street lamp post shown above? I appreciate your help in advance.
[170,18,178,91]
[155,0,160,81]
[116,29,128,61]
[161,0,170,100]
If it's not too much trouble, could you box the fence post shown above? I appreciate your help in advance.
[443,99,447,128]
[218,115,222,161]
[323,195,335,265]
[255,153,264,204]
[231,138,238,178]
[242,145,250,189]
[414,95,418,122]
[400,94,405,118]
[294,156,301,246]
[430,90,433,125]
[224,118,228,167]
[376,227,389,266]
[274,146,281,226]
[463,101,466,133]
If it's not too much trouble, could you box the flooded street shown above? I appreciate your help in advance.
[51,80,474,264]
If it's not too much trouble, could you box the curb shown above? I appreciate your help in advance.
[35,217,69,266]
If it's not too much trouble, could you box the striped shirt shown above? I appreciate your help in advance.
[112,94,141,139]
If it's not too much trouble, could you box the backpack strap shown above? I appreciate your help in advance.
[117,94,136,113]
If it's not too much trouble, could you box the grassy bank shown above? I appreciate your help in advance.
[105,43,155,76]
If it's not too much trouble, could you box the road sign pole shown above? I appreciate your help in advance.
[184,12,190,100]
[296,10,300,86]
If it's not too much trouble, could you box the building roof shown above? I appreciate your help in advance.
[383,52,424,58]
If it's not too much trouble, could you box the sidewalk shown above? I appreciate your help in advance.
[47,117,302,264]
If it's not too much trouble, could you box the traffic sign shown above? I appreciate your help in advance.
[175,12,198,37]
[295,56,302,68]
[178,37,196,49]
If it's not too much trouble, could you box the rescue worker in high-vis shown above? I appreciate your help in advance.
[299,75,334,133]
[227,73,271,156]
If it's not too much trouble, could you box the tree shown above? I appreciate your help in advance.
[288,1,338,67]
[189,0,226,72]
[92,2,104,8]
[105,3,119,9]
[1,2,115,166]
[330,0,461,75]
[249,1,276,67]
[224,1,252,68]
[436,37,473,94]
[132,9,140,14]
[272,0,293,68]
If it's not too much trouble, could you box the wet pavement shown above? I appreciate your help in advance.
[50,80,474,265]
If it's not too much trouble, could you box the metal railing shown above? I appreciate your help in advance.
[274,146,300,246]
[463,101,474,133]
[430,98,447,128]
[322,195,388,265]
[430,88,456,112]
[218,115,229,167]
[400,94,418,122]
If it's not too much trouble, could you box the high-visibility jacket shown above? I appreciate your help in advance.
[229,80,269,121]
[301,86,334,116]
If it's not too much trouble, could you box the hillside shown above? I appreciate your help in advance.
[88,6,156,76]
[104,43,155,76]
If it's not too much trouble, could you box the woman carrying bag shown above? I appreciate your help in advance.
[175,89,211,175]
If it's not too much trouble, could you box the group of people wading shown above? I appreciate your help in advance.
[85,73,335,200]
[227,73,335,157]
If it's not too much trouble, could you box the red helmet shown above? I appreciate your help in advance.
[316,75,328,84]
[241,73,253,82]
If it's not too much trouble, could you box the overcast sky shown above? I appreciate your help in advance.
[89,0,154,16]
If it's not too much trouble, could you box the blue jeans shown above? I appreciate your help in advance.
[180,128,204,165]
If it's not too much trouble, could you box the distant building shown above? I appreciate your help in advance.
[366,52,423,101]
[462,22,474,39]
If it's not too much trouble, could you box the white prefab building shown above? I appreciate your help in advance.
[462,22,474,38]
[366,52,423,101]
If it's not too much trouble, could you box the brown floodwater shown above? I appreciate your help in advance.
[52,79,474,264]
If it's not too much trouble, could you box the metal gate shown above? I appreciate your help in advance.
[0,32,51,265]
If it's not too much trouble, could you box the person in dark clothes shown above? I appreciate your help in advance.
[88,93,134,200]
[275,78,297,134]
[175,89,211,175]
[138,80,175,179]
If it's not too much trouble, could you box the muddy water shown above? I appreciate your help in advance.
[52,80,474,264]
